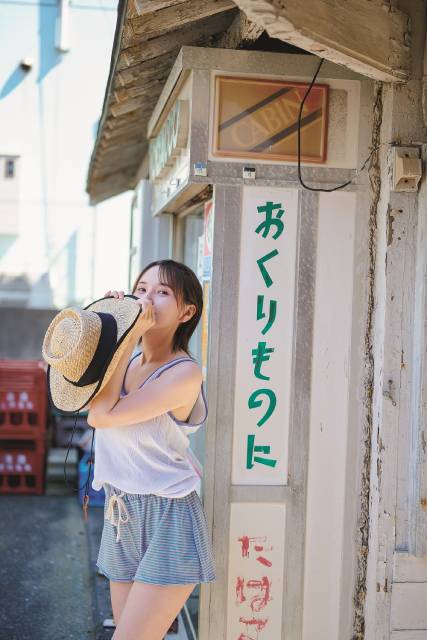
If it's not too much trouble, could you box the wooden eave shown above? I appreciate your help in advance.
[86,0,238,205]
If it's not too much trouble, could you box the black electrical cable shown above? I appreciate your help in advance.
[297,57,380,192]
[63,411,95,521]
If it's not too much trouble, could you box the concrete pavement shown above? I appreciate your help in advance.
[0,493,112,640]
[0,491,192,639]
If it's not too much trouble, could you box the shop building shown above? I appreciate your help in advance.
[87,2,427,639]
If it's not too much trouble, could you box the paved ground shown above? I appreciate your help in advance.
[0,493,106,640]
[0,492,194,639]
[86,500,116,640]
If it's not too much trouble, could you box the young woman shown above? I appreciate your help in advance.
[87,259,216,640]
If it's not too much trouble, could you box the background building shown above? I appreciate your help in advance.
[0,0,132,316]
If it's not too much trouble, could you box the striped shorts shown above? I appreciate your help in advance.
[96,482,217,585]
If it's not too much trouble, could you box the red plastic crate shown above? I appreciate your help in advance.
[0,432,47,453]
[0,360,48,434]
[0,449,46,494]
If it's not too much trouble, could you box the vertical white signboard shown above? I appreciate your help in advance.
[232,187,299,484]
[226,502,286,640]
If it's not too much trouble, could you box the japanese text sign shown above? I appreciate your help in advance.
[226,502,286,639]
[232,187,299,484]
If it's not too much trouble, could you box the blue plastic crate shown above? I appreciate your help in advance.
[78,451,105,507]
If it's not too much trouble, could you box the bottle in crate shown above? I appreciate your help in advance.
[0,360,47,435]
[0,435,46,494]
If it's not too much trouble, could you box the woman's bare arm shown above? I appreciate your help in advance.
[87,361,202,429]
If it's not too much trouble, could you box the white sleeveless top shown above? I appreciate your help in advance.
[91,350,208,497]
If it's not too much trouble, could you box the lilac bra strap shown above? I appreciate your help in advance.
[121,351,141,395]
[147,356,196,384]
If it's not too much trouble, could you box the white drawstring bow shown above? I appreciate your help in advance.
[105,491,130,542]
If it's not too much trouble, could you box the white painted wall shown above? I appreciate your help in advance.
[302,191,358,640]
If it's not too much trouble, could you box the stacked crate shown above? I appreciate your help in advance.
[0,360,48,494]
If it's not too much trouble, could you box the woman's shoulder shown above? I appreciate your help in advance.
[131,349,202,383]
[153,354,203,396]
[164,353,202,380]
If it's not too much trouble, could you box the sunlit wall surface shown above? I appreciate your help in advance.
[0,0,132,309]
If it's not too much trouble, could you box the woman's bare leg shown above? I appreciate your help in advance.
[110,580,133,625]
[111,581,197,640]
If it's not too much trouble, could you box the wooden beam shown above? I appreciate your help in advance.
[127,0,192,20]
[117,11,237,71]
[113,76,170,102]
[102,120,149,141]
[91,161,139,182]
[103,107,149,130]
[114,51,175,88]
[232,0,410,82]
[97,138,145,156]
[89,169,136,204]
[216,9,264,49]
[113,81,169,106]
[110,92,160,117]
[121,0,237,49]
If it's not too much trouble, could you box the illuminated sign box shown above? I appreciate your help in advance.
[212,75,329,163]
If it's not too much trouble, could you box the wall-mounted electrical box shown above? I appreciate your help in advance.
[392,146,422,192]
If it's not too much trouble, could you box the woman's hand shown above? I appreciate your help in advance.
[104,289,125,300]
[102,289,155,334]
[132,298,155,336]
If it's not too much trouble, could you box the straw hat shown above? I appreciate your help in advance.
[42,294,142,414]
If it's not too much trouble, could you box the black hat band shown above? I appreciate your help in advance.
[63,312,118,387]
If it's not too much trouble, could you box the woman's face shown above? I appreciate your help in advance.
[133,265,187,331]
